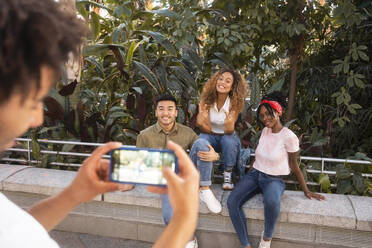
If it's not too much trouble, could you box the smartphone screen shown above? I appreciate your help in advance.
[109,147,177,186]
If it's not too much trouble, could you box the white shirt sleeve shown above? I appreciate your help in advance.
[0,193,60,248]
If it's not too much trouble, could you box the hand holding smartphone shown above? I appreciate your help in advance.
[109,147,178,186]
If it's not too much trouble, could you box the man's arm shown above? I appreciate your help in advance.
[28,142,121,231]
[136,132,147,148]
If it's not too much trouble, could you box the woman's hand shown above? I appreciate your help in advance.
[304,191,326,200]
[197,144,219,162]
[288,152,326,201]
[196,102,211,133]
[198,103,209,123]
[224,110,237,134]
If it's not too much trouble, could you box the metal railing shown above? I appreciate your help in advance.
[2,138,372,187]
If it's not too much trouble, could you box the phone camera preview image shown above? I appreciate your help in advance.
[110,147,177,186]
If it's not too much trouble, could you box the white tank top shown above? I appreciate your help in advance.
[209,97,230,134]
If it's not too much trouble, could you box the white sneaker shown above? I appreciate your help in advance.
[222,171,234,190]
[199,189,222,213]
[258,232,271,248]
[185,237,198,248]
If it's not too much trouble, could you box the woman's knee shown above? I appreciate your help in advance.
[263,195,281,210]
[191,138,210,152]
[227,191,241,211]
[227,194,235,210]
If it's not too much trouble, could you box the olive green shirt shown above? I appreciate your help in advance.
[136,122,198,151]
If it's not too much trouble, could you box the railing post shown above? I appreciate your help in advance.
[27,139,31,166]
[321,158,325,174]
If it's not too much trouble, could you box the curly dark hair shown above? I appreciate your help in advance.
[257,91,287,121]
[0,0,88,104]
[200,68,248,113]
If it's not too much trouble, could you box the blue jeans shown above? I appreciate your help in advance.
[190,132,240,186]
[161,194,173,225]
[227,168,285,247]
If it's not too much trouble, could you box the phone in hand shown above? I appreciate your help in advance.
[109,146,178,186]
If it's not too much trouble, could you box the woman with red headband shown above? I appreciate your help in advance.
[227,91,325,248]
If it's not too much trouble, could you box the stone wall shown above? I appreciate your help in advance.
[1,164,371,248]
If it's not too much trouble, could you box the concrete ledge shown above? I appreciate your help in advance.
[1,164,372,248]
[2,166,101,201]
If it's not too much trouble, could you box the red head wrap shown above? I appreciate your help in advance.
[260,100,282,116]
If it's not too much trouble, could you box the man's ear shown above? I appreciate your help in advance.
[175,109,178,117]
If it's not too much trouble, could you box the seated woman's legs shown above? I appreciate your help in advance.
[190,136,222,213]
[190,137,214,187]
[258,173,285,241]
[227,169,260,248]
[220,133,240,189]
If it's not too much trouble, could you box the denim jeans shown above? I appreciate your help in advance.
[161,194,173,225]
[190,132,240,186]
[227,168,285,247]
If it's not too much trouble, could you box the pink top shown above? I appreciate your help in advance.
[253,127,299,176]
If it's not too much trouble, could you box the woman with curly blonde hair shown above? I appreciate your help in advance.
[190,68,248,214]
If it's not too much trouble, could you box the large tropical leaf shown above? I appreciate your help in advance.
[267,78,285,94]
[59,80,78,97]
[44,96,64,121]
[250,77,261,109]
[183,47,203,71]
[126,41,143,66]
[133,61,161,93]
[140,31,177,55]
[90,12,101,40]
[170,66,197,90]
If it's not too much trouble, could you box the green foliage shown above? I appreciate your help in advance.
[318,174,331,193]
[29,0,372,196]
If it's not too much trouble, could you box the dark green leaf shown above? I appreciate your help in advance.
[183,47,203,71]
[31,132,40,161]
[358,51,369,61]
[91,12,101,40]
[110,112,129,118]
[141,31,177,55]
[267,78,284,94]
[337,179,353,194]
[208,59,228,68]
[170,66,196,89]
[353,172,365,194]
[336,165,352,179]
[133,61,161,93]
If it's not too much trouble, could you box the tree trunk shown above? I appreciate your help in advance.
[287,51,299,122]
[286,0,306,122]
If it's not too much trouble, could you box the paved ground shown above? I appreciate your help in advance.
[50,230,153,248]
